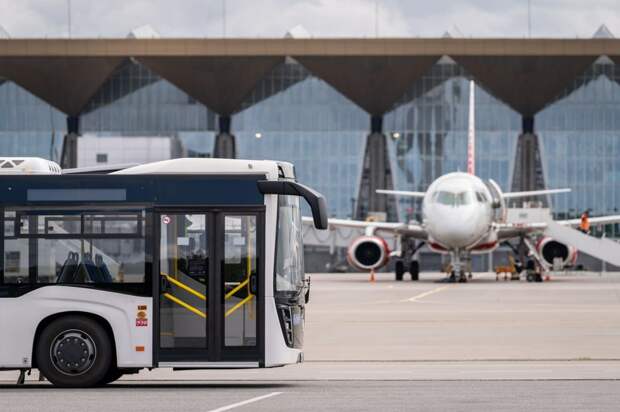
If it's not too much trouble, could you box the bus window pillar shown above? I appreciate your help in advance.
[61,115,80,169]
[214,115,236,159]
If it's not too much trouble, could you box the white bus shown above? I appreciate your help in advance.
[0,157,327,387]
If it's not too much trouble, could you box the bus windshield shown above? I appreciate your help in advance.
[275,194,304,293]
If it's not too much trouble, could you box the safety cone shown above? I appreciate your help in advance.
[369,269,376,283]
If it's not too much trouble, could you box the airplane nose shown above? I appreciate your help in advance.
[430,207,482,248]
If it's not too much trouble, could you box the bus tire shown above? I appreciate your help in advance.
[99,367,124,385]
[36,315,113,388]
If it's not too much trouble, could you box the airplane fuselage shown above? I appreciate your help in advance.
[422,172,499,254]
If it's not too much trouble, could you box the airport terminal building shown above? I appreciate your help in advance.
[1,30,620,254]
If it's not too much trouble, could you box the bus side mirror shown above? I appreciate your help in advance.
[491,200,501,209]
[257,180,328,230]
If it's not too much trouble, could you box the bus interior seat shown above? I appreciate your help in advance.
[73,262,90,284]
[95,254,113,283]
[83,253,104,283]
[56,252,79,283]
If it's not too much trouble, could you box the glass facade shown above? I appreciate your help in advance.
[537,59,620,231]
[1,57,619,226]
[384,61,520,222]
[0,81,66,161]
[233,61,368,218]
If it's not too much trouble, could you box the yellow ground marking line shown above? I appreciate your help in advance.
[225,294,254,318]
[163,292,207,318]
[161,272,207,301]
[401,285,453,302]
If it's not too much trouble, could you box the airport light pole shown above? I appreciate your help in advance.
[67,0,72,38]
[222,0,227,37]
[527,0,532,38]
[374,0,379,37]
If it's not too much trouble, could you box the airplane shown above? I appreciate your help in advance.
[304,81,620,282]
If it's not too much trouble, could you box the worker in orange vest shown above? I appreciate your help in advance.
[579,210,590,234]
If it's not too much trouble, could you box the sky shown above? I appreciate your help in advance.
[0,0,617,39]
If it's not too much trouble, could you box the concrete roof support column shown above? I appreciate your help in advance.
[0,57,124,116]
[214,115,236,159]
[61,115,80,168]
[293,56,437,221]
[511,115,547,207]
[356,115,396,221]
[137,56,282,161]
[452,56,596,117]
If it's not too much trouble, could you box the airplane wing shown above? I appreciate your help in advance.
[376,189,426,198]
[502,188,571,199]
[302,216,427,239]
[496,222,547,240]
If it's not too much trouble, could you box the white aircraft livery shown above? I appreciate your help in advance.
[305,81,620,282]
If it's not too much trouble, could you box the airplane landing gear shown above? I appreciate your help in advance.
[410,260,419,281]
[445,250,468,283]
[395,260,405,281]
[525,260,543,282]
[459,271,467,283]
[394,238,424,282]
[395,259,420,281]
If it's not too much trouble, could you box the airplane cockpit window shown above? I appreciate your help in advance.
[435,191,455,206]
[434,191,473,207]
[455,192,473,206]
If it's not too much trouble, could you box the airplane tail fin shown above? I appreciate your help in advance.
[467,80,475,175]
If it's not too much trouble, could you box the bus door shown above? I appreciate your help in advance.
[156,211,262,365]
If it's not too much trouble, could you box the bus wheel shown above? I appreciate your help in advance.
[395,260,405,281]
[99,367,124,385]
[36,316,112,388]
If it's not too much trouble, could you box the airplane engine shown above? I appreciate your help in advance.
[536,237,577,268]
[347,236,390,271]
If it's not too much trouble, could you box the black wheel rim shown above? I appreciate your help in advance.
[50,329,97,376]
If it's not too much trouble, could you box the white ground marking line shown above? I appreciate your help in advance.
[400,285,453,302]
[207,392,283,412]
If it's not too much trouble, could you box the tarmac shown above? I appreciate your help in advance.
[1,271,620,411]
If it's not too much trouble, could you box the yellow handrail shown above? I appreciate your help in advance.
[225,294,254,318]
[225,278,249,300]
[160,272,206,301]
[162,292,207,318]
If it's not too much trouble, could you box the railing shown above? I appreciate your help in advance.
[160,272,254,319]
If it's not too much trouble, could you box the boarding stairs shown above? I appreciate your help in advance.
[544,221,620,267]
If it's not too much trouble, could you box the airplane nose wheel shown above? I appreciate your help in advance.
[458,271,467,283]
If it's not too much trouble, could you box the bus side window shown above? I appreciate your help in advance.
[2,209,146,286]
[3,211,30,285]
